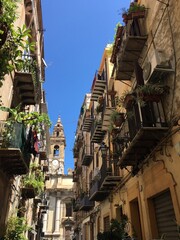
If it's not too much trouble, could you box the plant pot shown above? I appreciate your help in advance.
[122,13,132,24]
[123,94,135,109]
[113,113,125,127]
[132,10,145,19]
[21,186,35,199]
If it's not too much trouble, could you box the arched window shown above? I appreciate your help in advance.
[53,145,59,156]
[56,131,59,137]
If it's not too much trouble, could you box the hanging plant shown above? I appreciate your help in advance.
[0,105,51,148]
[135,84,169,106]
[0,24,35,85]
[22,171,45,196]
[4,216,32,240]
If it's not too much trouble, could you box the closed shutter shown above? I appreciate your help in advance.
[153,190,179,239]
[104,216,110,232]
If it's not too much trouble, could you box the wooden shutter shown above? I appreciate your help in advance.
[103,216,110,232]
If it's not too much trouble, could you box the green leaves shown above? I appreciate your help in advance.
[23,171,45,195]
[4,216,31,240]
[0,105,51,132]
[0,0,18,27]
[0,0,36,85]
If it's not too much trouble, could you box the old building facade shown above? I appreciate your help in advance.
[0,0,50,239]
[73,0,180,239]
[44,117,74,240]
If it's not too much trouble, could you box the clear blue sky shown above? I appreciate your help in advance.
[42,0,131,173]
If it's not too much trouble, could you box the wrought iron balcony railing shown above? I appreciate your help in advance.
[14,56,40,105]
[118,100,169,175]
[79,195,94,211]
[91,71,107,102]
[91,113,106,143]
[81,145,93,166]
[0,121,31,175]
[116,18,147,80]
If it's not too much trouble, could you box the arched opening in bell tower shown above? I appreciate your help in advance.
[53,145,60,156]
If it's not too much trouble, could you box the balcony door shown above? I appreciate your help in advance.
[130,198,142,240]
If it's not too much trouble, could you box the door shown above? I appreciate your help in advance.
[152,190,179,239]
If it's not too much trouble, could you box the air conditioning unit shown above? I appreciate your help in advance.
[92,167,100,181]
[143,50,174,83]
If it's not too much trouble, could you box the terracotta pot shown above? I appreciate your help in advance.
[131,10,145,19]
[123,94,135,109]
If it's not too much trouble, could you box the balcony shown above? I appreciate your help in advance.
[15,71,35,105]
[82,145,93,166]
[89,179,109,201]
[116,19,147,80]
[73,198,81,212]
[82,110,93,132]
[102,93,116,131]
[91,114,106,143]
[14,57,40,105]
[118,101,169,174]
[0,121,30,175]
[111,26,124,64]
[99,161,121,190]
[21,186,36,199]
[39,148,47,160]
[79,195,94,211]
[91,71,106,102]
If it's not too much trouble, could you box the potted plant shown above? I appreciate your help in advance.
[30,162,41,172]
[0,0,18,48]
[128,2,146,18]
[0,0,35,85]
[121,3,146,24]
[4,215,32,240]
[110,110,125,127]
[121,8,132,24]
[0,105,51,133]
[135,84,168,105]
[22,172,44,198]
[109,96,126,127]
[120,90,136,109]
[96,103,104,114]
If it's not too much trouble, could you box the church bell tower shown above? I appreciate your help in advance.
[49,116,66,175]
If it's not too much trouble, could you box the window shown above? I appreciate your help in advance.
[53,145,59,156]
[66,203,72,217]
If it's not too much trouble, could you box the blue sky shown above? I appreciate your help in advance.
[42,0,131,173]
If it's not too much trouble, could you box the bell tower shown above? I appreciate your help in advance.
[49,116,66,174]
